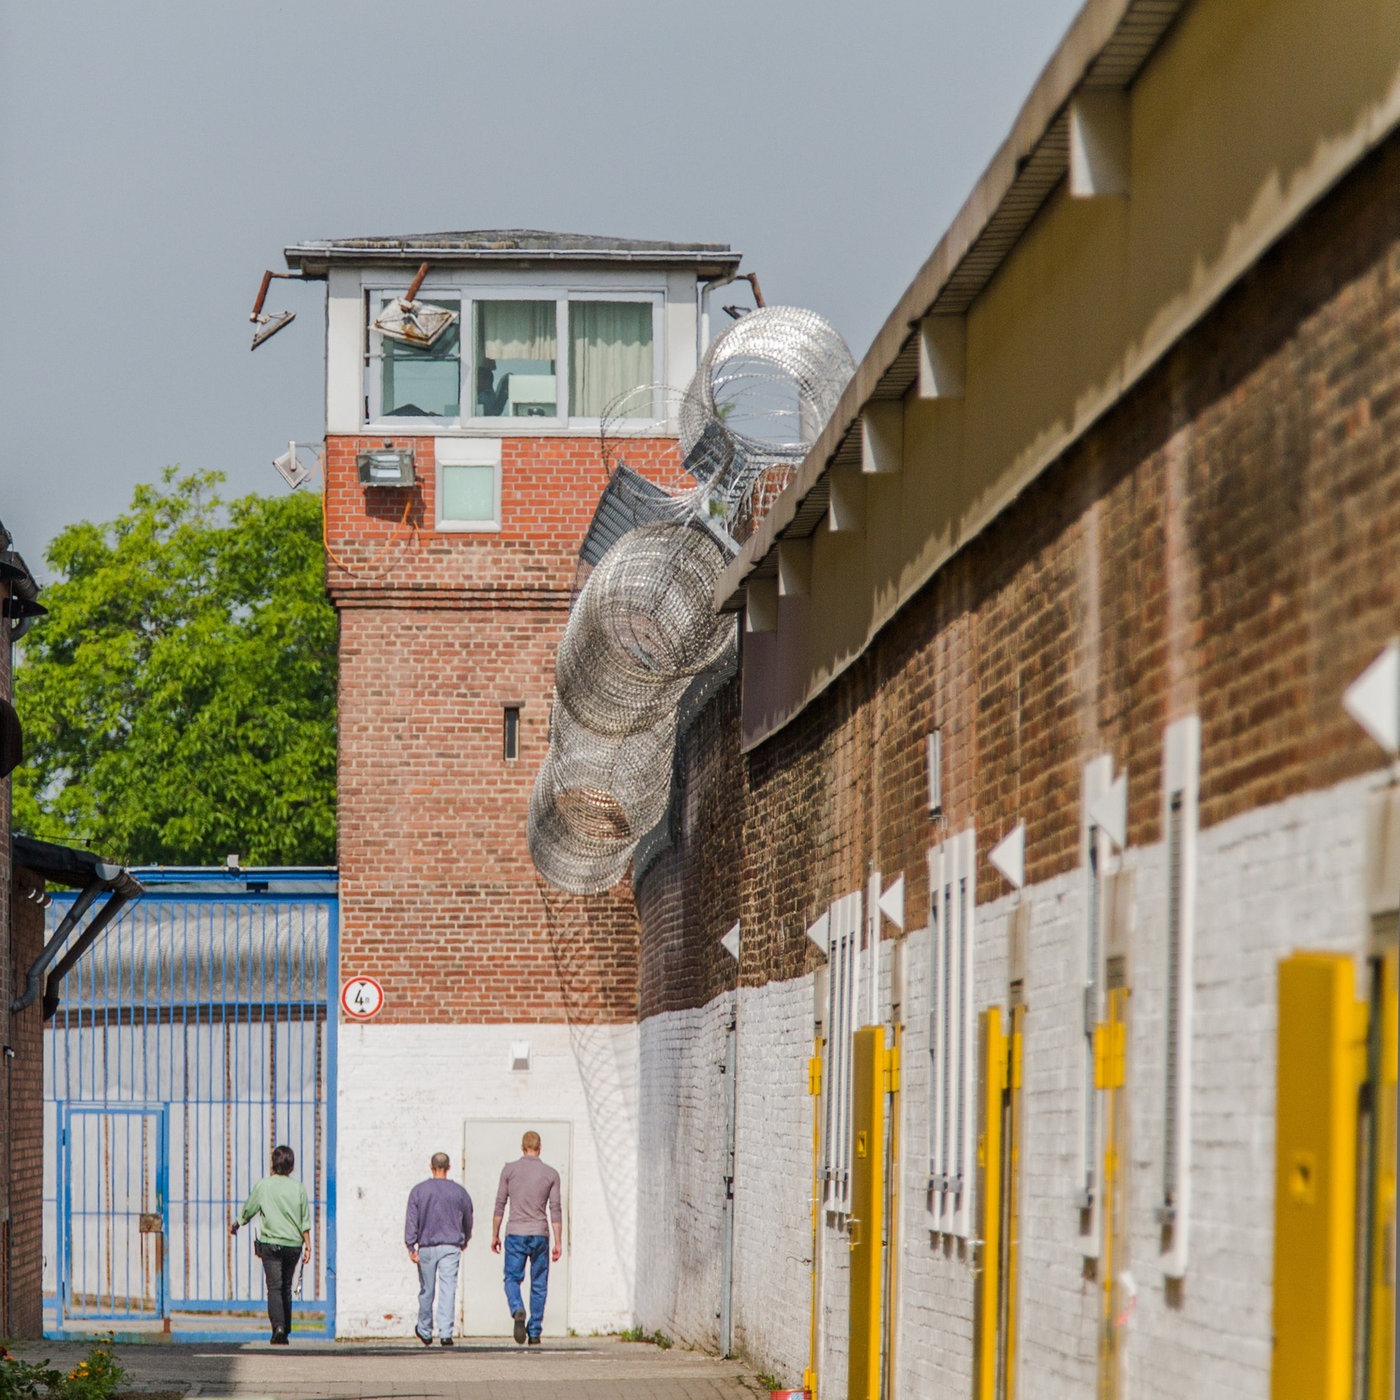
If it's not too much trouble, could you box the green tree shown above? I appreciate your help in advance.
[12,468,337,865]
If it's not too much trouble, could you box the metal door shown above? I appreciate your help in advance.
[63,1107,167,1322]
[847,1026,887,1400]
[458,1119,572,1337]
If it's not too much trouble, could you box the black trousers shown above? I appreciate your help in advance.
[260,1244,302,1336]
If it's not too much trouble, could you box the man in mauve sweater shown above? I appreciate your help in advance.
[404,1152,474,1346]
[491,1130,563,1345]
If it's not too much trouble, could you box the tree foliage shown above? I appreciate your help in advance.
[12,468,337,866]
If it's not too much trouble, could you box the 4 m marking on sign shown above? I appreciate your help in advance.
[341,976,385,1020]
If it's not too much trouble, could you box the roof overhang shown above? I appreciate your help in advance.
[285,233,743,281]
[716,0,1187,611]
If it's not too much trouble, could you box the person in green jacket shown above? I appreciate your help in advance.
[230,1144,311,1345]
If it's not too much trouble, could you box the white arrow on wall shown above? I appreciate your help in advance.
[878,874,905,929]
[720,921,741,960]
[1344,640,1400,755]
[989,822,1026,889]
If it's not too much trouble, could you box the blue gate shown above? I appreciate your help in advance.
[43,868,337,1341]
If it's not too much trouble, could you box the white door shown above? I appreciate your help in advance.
[456,1119,572,1337]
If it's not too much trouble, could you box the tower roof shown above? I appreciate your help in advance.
[285,229,741,277]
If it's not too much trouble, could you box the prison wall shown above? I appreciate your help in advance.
[632,125,1400,1395]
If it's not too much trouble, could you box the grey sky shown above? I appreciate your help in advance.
[0,0,1082,579]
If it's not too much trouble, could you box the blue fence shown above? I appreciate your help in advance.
[42,868,338,1342]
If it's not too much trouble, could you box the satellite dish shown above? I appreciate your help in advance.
[373,262,458,347]
[272,442,313,491]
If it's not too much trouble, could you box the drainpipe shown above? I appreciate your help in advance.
[698,273,742,362]
[10,880,105,1014]
[40,888,137,1019]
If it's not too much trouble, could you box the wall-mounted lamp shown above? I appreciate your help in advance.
[509,1041,532,1072]
[273,441,314,491]
[357,443,416,488]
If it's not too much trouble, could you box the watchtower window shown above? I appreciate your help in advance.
[503,706,520,761]
[475,301,558,418]
[379,297,461,419]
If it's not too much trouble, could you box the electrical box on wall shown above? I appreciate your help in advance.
[357,445,415,487]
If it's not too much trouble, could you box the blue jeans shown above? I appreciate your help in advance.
[502,1234,549,1339]
[415,1244,460,1340]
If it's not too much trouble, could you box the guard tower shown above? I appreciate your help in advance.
[282,231,742,1337]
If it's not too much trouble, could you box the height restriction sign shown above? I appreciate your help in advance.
[340,976,385,1020]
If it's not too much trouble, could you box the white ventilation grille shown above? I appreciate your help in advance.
[928,829,976,1238]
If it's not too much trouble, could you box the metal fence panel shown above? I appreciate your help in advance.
[42,871,337,1341]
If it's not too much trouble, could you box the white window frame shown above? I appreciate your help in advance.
[364,283,666,432]
[1078,754,1114,1258]
[434,438,502,533]
[822,891,862,1216]
[1160,715,1199,1279]
[365,284,464,427]
[927,828,976,1238]
[563,291,665,427]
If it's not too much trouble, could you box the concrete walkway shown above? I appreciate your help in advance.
[4,1336,769,1400]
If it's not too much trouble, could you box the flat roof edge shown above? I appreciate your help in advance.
[716,0,1178,608]
[285,244,744,276]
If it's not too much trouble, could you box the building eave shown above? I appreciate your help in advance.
[715,0,1187,611]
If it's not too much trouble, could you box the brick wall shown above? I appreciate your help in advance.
[5,877,44,1339]
[3,568,45,1338]
[632,128,1400,1392]
[328,433,680,1025]
[646,129,1400,1013]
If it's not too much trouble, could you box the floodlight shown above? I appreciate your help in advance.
[249,269,301,350]
[357,445,416,487]
[272,442,312,491]
[373,261,458,348]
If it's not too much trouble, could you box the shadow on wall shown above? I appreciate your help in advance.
[535,877,638,1305]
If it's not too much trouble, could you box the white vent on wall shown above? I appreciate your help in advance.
[927,729,943,815]
[822,891,862,1215]
[1078,753,1115,1259]
[1160,715,1199,1279]
[928,828,976,1238]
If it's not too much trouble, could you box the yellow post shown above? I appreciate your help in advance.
[807,1042,822,1400]
[1004,1003,1024,1400]
[1271,952,1368,1400]
[1366,948,1396,1400]
[975,1007,1006,1400]
[883,1030,901,1400]
[847,1027,886,1400]
[1095,992,1128,1399]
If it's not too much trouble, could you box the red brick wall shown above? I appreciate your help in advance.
[5,875,44,1338]
[639,131,1400,1008]
[328,434,679,1025]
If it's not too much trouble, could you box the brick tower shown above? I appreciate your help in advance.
[282,232,741,1336]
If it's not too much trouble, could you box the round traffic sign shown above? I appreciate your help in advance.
[340,976,385,1020]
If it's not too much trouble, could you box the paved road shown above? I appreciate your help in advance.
[5,1336,768,1400]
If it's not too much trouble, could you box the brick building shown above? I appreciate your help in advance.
[626,0,1399,1397]
[281,232,742,1336]
[1,526,44,1337]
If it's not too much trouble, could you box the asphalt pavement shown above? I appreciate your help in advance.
[4,1335,770,1400]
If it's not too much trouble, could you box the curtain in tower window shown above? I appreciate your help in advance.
[474,301,557,416]
[569,301,654,418]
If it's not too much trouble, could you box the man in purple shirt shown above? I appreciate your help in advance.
[491,1130,563,1346]
[404,1152,474,1346]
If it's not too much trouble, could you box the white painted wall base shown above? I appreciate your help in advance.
[636,769,1385,1398]
[334,1021,638,1340]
